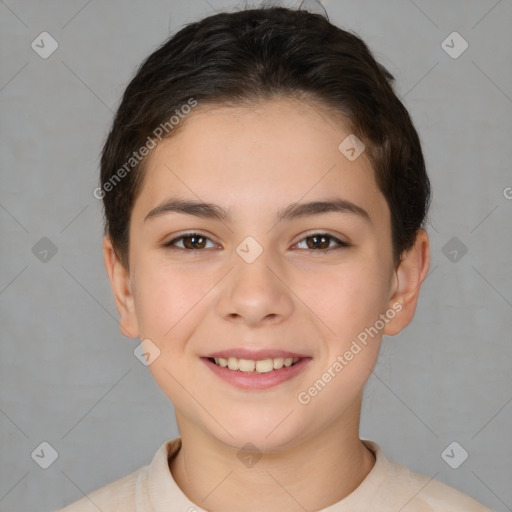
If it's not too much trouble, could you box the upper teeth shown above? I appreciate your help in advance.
[214,357,300,373]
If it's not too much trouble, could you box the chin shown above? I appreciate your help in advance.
[204,412,311,453]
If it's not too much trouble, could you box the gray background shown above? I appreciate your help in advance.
[1,0,511,510]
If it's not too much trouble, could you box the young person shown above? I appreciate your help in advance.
[59,5,492,511]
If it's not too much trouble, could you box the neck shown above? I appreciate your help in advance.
[169,399,376,512]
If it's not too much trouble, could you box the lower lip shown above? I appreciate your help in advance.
[201,357,311,390]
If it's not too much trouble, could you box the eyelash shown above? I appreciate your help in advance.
[163,231,350,253]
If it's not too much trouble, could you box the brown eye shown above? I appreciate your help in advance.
[164,233,216,250]
[295,233,349,251]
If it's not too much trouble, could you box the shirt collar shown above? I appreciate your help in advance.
[143,437,387,512]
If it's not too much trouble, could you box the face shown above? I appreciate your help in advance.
[106,98,427,452]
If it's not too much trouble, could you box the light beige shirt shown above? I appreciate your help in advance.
[57,438,492,511]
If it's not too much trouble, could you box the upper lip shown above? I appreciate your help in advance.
[203,349,310,360]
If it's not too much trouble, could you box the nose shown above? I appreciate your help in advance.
[216,246,294,327]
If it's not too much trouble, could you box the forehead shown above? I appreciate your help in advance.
[132,98,388,227]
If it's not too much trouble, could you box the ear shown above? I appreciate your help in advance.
[102,236,139,338]
[383,229,430,336]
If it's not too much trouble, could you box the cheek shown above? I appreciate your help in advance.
[132,261,209,342]
[297,257,391,341]
[134,264,210,402]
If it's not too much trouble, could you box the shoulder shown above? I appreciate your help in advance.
[55,466,148,512]
[55,438,181,511]
[390,464,492,511]
[362,441,493,512]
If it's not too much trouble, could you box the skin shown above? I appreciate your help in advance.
[103,98,430,512]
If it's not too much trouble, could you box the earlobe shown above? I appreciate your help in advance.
[383,229,430,337]
[102,236,139,339]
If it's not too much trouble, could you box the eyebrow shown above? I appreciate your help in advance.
[144,197,372,224]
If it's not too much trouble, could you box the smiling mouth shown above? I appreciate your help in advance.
[207,356,302,373]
